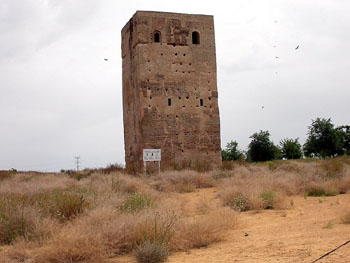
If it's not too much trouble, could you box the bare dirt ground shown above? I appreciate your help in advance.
[117,188,350,263]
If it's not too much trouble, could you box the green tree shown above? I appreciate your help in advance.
[247,130,277,162]
[303,118,343,158]
[337,125,350,155]
[221,141,244,161]
[280,138,303,159]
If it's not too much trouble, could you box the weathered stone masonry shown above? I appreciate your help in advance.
[121,11,221,171]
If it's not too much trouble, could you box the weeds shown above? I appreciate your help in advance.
[134,240,169,263]
[306,186,338,197]
[0,194,35,245]
[133,212,176,263]
[36,190,89,222]
[260,191,276,209]
[120,193,153,212]
[226,193,250,212]
[319,159,345,178]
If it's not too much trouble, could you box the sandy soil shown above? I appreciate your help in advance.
[116,188,350,263]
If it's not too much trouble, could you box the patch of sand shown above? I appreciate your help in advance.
[115,189,350,263]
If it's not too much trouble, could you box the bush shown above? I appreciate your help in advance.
[36,190,89,222]
[226,193,250,212]
[134,240,169,263]
[0,194,35,244]
[260,191,276,209]
[134,212,176,262]
[306,186,338,197]
[120,193,153,212]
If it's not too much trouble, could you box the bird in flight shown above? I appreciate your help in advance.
[262,106,265,109]
[104,58,108,61]
[295,45,300,50]
[275,56,279,59]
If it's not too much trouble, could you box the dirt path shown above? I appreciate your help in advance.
[117,189,350,263]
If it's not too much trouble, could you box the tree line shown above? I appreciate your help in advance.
[222,118,350,162]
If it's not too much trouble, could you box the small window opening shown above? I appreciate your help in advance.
[168,98,171,106]
[208,97,211,101]
[192,31,200,44]
[154,32,160,43]
[200,99,204,106]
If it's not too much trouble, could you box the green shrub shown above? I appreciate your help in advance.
[120,193,153,212]
[306,186,338,197]
[36,190,89,222]
[133,212,176,262]
[133,240,168,263]
[0,194,34,244]
[260,191,276,209]
[227,194,250,212]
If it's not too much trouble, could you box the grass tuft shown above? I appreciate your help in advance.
[260,191,277,209]
[120,193,153,212]
[134,240,169,263]
[36,189,89,222]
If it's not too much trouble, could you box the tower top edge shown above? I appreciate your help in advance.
[134,10,213,17]
[122,11,214,33]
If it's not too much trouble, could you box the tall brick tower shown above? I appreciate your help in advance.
[121,11,221,172]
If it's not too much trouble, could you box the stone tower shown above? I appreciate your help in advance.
[121,11,221,172]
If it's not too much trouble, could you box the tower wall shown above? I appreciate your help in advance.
[122,11,221,172]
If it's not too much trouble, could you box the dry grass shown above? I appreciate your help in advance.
[218,158,350,211]
[171,209,234,251]
[341,210,350,224]
[1,157,350,262]
[153,170,216,193]
[33,227,106,263]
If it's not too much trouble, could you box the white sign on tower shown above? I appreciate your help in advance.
[143,149,161,176]
[143,149,161,162]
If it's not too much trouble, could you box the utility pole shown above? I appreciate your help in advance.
[75,157,80,171]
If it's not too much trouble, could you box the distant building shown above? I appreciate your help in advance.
[121,11,221,172]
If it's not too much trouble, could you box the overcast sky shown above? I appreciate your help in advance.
[1,0,349,171]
